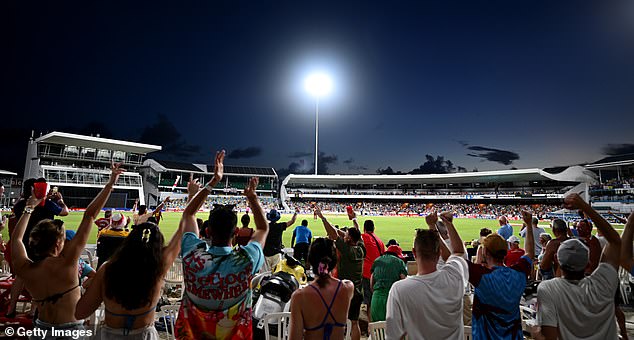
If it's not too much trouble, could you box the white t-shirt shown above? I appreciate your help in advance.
[386,255,468,340]
[520,226,546,254]
[537,263,618,340]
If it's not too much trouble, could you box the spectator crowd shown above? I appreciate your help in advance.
[0,150,632,340]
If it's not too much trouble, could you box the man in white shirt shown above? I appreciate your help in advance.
[386,212,468,340]
[535,193,621,340]
[520,216,546,255]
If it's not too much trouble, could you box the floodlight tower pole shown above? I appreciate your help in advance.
[314,98,319,175]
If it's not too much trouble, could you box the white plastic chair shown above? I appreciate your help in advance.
[159,304,179,340]
[88,303,105,333]
[263,312,291,340]
[164,258,184,301]
[368,321,386,340]
[464,325,472,340]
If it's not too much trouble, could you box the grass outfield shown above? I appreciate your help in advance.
[3,212,556,250]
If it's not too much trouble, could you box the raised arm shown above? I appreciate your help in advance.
[51,192,69,216]
[426,212,450,261]
[152,196,170,215]
[440,212,465,256]
[315,208,345,240]
[186,173,199,203]
[348,209,361,230]
[63,163,125,264]
[132,198,139,212]
[245,177,269,245]
[620,212,634,272]
[291,229,296,248]
[521,211,536,260]
[10,195,44,274]
[182,151,225,235]
[162,219,186,274]
[565,193,621,269]
[286,208,299,228]
[75,264,106,319]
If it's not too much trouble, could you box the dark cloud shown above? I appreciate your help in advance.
[457,140,470,147]
[138,114,203,161]
[343,158,354,164]
[348,165,368,171]
[227,147,262,159]
[288,151,313,158]
[277,152,338,178]
[410,155,461,174]
[602,144,634,156]
[466,146,519,165]
[377,155,466,175]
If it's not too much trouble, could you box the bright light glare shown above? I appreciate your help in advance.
[304,73,332,98]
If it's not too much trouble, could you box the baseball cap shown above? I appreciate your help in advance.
[266,209,281,222]
[557,238,589,272]
[483,234,508,259]
[111,212,127,230]
[386,245,406,259]
[507,235,521,244]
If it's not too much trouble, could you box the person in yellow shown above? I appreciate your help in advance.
[131,197,170,225]
[96,213,129,268]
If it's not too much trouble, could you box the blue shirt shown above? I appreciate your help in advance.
[469,256,532,340]
[181,232,264,311]
[293,225,312,245]
[497,223,513,241]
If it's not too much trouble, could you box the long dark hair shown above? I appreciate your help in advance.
[104,222,165,310]
[308,238,337,288]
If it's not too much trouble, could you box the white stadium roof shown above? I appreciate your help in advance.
[36,131,162,154]
[282,166,598,186]
[0,170,18,176]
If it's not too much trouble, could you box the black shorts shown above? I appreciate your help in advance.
[348,290,363,321]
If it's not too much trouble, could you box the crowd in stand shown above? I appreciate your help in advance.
[290,200,561,218]
[2,150,634,340]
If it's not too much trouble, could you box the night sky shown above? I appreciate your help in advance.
[4,1,634,176]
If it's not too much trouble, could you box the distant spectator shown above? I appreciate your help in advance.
[535,194,621,340]
[291,219,312,264]
[361,218,385,322]
[386,239,399,247]
[234,213,254,247]
[263,207,298,271]
[576,219,601,275]
[94,210,113,231]
[370,244,407,322]
[504,235,525,267]
[519,217,545,255]
[386,212,468,339]
[316,208,365,340]
[474,228,493,265]
[132,196,169,225]
[539,219,569,280]
[96,213,129,268]
[496,216,513,243]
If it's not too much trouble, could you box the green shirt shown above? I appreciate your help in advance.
[371,254,408,292]
[335,237,365,293]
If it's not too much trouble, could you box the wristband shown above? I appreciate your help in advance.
[204,183,214,192]
[352,217,357,221]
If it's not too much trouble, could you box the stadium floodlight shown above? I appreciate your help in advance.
[304,73,332,175]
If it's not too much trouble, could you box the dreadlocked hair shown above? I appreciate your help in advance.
[105,222,165,310]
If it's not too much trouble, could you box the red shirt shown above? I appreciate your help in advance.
[361,232,385,279]
[504,247,525,267]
